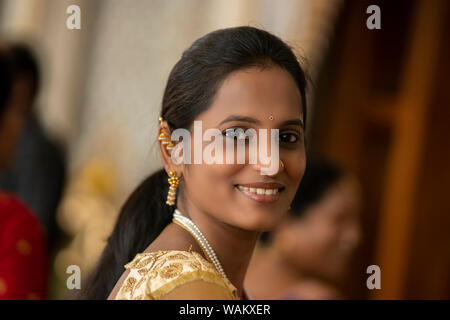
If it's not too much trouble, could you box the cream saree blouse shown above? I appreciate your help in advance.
[115,249,239,300]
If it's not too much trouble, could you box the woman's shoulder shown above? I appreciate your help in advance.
[115,249,238,300]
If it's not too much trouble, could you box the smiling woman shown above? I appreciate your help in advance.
[76,26,308,300]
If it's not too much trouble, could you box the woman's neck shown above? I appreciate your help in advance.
[176,202,259,299]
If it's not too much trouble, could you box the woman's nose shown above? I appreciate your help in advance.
[252,159,285,176]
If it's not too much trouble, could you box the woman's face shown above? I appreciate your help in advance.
[278,178,361,281]
[181,66,306,232]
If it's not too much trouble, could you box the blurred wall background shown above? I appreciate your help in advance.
[1,0,448,299]
[310,0,450,299]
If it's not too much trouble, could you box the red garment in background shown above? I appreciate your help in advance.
[0,192,48,299]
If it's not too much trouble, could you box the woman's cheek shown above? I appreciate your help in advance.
[185,164,234,209]
[294,152,307,179]
[285,152,306,197]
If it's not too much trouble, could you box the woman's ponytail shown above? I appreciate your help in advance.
[76,168,173,299]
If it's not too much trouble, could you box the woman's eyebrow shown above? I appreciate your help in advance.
[219,115,304,129]
[278,119,305,130]
[219,115,260,126]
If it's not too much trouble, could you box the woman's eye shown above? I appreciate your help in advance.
[222,128,299,143]
[279,132,300,143]
[223,128,248,140]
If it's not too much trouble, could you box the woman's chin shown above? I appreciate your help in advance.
[234,211,283,232]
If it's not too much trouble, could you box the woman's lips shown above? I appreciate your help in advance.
[234,184,283,203]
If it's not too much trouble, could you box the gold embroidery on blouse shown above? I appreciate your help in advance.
[159,262,183,279]
[190,251,205,261]
[137,268,148,276]
[148,269,158,279]
[153,256,167,270]
[117,250,239,300]
[154,251,167,260]
[135,275,146,291]
[122,277,137,295]
[166,253,189,261]
[189,261,201,270]
[133,256,155,269]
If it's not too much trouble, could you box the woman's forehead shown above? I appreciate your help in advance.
[197,66,303,127]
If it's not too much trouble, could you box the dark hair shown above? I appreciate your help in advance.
[0,50,13,119]
[259,156,345,245]
[10,43,40,97]
[77,26,308,299]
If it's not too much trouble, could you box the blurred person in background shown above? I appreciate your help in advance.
[0,47,48,299]
[0,43,66,247]
[244,157,361,299]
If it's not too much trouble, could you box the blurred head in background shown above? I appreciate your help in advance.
[275,157,361,281]
[246,156,361,299]
[7,43,40,114]
[0,46,15,170]
[0,47,13,111]
[0,43,39,171]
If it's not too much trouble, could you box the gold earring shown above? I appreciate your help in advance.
[158,117,174,150]
[166,170,180,206]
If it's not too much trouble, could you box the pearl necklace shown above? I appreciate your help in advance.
[173,209,227,279]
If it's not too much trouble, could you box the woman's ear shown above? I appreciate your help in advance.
[158,119,184,176]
